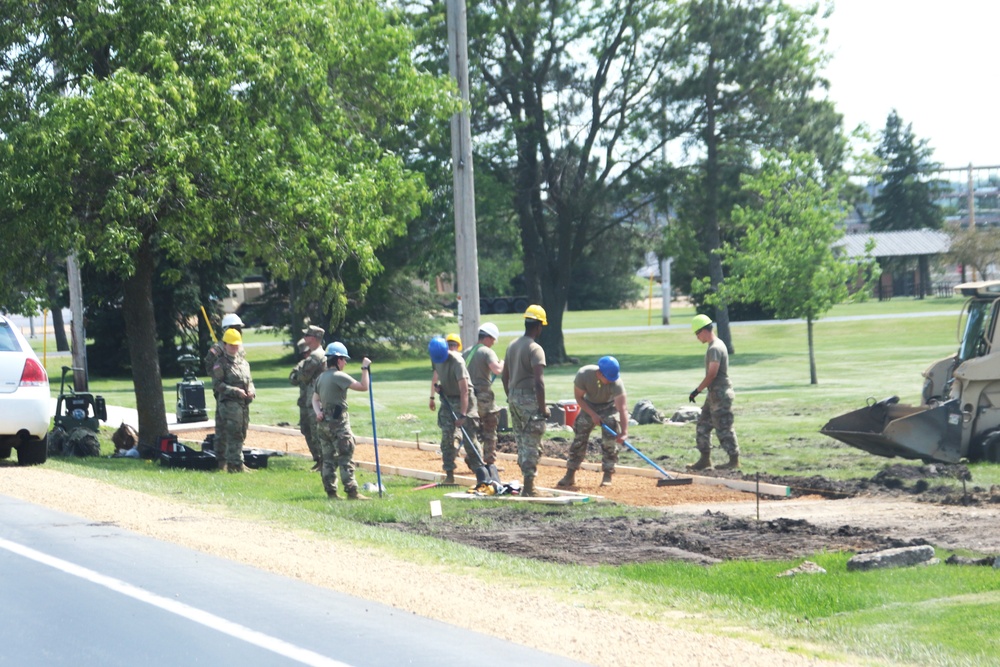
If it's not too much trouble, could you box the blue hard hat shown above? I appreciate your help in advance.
[598,356,620,382]
[325,341,350,358]
[428,336,449,363]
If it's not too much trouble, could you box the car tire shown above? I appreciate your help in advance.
[17,435,48,466]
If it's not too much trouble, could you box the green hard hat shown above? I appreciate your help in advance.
[691,314,713,333]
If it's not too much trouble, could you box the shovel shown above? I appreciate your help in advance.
[438,393,501,485]
[602,424,692,486]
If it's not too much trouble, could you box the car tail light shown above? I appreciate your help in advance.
[20,358,48,386]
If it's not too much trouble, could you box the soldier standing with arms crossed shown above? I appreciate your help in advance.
[290,325,327,471]
[502,305,548,496]
[464,322,504,466]
[212,328,256,473]
[556,356,628,488]
[312,342,371,500]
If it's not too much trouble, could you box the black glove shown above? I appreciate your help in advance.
[689,389,701,403]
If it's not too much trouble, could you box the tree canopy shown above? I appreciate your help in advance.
[870,109,944,232]
[0,0,452,444]
[717,150,875,384]
[406,0,676,362]
[660,0,844,352]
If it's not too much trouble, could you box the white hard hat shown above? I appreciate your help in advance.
[479,322,500,340]
[221,313,244,329]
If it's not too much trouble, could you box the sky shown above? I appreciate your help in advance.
[821,1,1000,170]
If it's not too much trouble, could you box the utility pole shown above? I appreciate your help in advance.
[66,252,88,391]
[446,0,481,349]
[968,163,976,229]
[660,257,672,325]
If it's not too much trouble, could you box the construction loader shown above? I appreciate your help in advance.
[822,280,1000,464]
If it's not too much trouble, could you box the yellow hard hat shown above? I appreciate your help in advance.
[691,314,713,333]
[524,304,547,326]
[222,328,243,345]
[445,333,462,351]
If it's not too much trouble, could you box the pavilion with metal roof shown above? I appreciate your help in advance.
[837,229,951,299]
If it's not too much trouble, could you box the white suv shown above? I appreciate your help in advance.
[0,315,51,464]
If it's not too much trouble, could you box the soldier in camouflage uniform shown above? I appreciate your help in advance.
[502,305,548,496]
[312,342,371,500]
[290,325,327,470]
[429,336,478,484]
[211,328,256,472]
[687,314,740,471]
[204,312,244,373]
[556,356,628,488]
[463,322,504,465]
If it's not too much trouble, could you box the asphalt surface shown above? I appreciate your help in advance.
[0,495,587,667]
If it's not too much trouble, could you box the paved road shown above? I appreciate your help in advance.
[0,495,586,667]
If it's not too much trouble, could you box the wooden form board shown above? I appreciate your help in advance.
[443,492,593,505]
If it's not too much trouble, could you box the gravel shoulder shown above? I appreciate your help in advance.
[0,466,862,667]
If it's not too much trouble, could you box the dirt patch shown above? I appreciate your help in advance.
[395,508,923,566]
[175,426,1000,566]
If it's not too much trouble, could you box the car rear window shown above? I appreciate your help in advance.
[0,323,23,352]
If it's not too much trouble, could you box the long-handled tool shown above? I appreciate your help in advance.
[438,392,501,485]
[367,363,384,498]
[602,424,692,486]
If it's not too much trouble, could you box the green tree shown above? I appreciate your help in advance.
[870,109,944,231]
[660,0,844,353]
[407,0,679,363]
[948,227,1000,281]
[0,0,451,446]
[716,151,875,384]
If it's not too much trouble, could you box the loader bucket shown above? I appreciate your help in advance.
[820,397,965,463]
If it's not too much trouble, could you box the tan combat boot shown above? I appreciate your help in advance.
[556,469,576,488]
[600,471,613,487]
[687,452,712,471]
[347,488,370,501]
[716,453,740,470]
[444,471,456,485]
[327,489,340,500]
[522,475,536,497]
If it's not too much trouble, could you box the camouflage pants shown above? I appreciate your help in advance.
[696,383,739,456]
[438,397,480,472]
[216,398,249,466]
[316,414,358,495]
[567,405,620,473]
[474,388,499,464]
[299,404,321,462]
[508,388,545,479]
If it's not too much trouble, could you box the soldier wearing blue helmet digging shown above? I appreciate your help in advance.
[556,356,629,488]
[428,336,479,484]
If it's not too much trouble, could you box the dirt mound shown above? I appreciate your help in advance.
[396,507,924,566]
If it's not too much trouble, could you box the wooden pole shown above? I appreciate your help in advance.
[446,0,481,349]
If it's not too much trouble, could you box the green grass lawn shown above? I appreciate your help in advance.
[29,294,1000,666]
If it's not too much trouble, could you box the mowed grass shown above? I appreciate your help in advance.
[31,295,1000,665]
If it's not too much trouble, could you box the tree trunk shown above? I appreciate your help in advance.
[702,57,733,354]
[122,237,168,450]
[807,316,817,385]
[46,273,70,352]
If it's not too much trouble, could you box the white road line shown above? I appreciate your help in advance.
[0,537,354,667]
